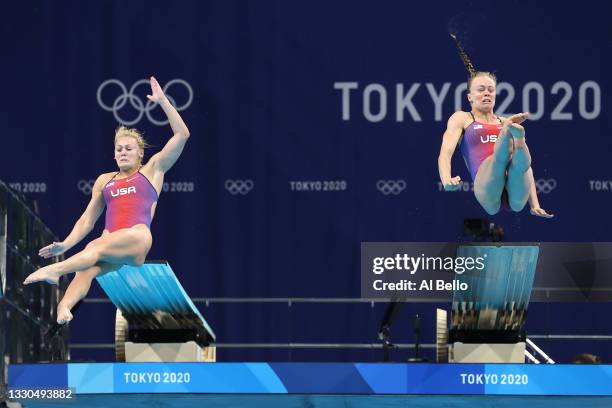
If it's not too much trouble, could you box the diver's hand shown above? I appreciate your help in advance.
[502,112,529,138]
[442,176,462,191]
[505,112,529,125]
[39,242,67,259]
[530,207,554,219]
[146,76,168,104]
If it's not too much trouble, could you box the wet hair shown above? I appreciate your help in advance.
[450,33,497,90]
[114,126,149,150]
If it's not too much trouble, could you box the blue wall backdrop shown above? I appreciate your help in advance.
[1,0,611,362]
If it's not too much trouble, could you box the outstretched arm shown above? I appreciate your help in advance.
[39,175,107,259]
[528,173,554,218]
[147,76,191,173]
[438,112,465,191]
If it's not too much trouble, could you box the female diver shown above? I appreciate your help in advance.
[24,76,191,324]
[438,35,553,218]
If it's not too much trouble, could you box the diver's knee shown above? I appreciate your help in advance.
[474,190,501,216]
[133,255,146,266]
[476,196,501,215]
[509,199,527,213]
[483,205,501,216]
[84,248,102,265]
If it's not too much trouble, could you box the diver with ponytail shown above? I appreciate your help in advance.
[437,34,553,218]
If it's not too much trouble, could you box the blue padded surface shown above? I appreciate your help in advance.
[451,244,539,330]
[96,261,215,340]
[453,245,539,309]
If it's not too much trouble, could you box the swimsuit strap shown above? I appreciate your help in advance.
[470,111,503,125]
[103,172,119,188]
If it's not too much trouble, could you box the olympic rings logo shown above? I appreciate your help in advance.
[225,179,254,195]
[77,179,95,195]
[535,178,557,194]
[97,78,193,126]
[376,180,406,195]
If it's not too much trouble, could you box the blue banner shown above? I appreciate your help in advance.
[8,363,612,396]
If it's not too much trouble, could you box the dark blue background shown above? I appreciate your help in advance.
[1,0,611,362]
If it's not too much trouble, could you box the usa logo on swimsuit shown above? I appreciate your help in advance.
[110,186,137,197]
[480,134,498,143]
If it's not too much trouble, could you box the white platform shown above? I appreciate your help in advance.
[125,341,216,362]
[450,342,526,363]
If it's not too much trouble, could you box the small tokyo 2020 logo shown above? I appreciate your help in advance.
[589,180,612,191]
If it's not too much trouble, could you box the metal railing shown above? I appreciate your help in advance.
[0,181,67,395]
[75,297,612,354]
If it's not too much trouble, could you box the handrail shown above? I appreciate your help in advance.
[69,342,438,350]
[0,181,57,239]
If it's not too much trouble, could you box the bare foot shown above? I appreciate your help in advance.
[507,123,526,139]
[502,112,529,139]
[23,265,60,285]
[57,303,73,325]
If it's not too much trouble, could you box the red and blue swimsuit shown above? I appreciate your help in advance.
[459,112,504,180]
[459,112,512,209]
[102,171,158,232]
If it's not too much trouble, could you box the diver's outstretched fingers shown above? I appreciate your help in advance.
[530,207,554,218]
[443,176,462,191]
[146,75,166,103]
[505,112,530,125]
[38,242,66,259]
[38,243,54,257]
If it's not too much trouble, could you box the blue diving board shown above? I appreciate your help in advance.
[452,244,539,330]
[96,261,215,344]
